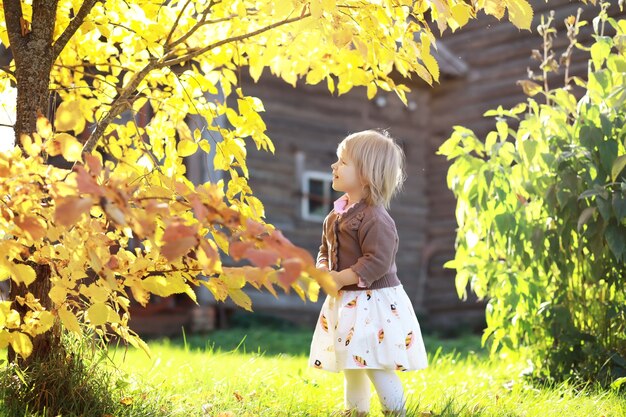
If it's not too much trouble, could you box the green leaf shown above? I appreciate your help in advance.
[588,69,612,97]
[521,139,538,163]
[598,139,618,177]
[597,195,614,221]
[590,36,613,70]
[605,222,626,261]
[611,154,626,181]
[613,192,626,221]
[611,376,626,391]
[579,125,604,151]
[577,207,596,232]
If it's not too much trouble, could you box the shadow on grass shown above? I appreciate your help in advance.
[156,311,486,358]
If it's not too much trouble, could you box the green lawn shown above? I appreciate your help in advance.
[108,326,623,417]
[2,323,625,417]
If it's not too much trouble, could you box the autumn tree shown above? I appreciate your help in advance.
[0,0,535,410]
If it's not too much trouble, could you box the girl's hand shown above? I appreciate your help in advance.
[329,269,359,287]
[329,270,341,286]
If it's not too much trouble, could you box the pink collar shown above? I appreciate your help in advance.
[334,194,357,214]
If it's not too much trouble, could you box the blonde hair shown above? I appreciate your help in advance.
[337,130,406,208]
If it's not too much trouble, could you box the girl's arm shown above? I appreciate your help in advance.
[316,216,330,270]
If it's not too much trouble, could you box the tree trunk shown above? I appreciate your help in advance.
[7,264,62,367]
[3,1,60,365]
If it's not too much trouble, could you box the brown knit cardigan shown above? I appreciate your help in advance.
[316,200,401,291]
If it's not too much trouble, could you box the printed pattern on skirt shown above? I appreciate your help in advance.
[309,285,428,373]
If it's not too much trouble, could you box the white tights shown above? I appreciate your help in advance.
[344,369,405,414]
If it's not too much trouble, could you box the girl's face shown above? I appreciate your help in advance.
[331,151,361,194]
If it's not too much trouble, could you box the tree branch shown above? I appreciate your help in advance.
[78,60,158,158]
[77,8,311,162]
[32,0,60,44]
[52,0,99,59]
[0,66,16,78]
[164,0,194,47]
[2,0,25,64]
[159,11,311,68]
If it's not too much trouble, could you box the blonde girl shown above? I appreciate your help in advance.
[309,130,428,417]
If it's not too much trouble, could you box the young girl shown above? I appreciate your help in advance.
[309,130,428,417]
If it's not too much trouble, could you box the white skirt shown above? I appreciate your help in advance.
[309,285,428,373]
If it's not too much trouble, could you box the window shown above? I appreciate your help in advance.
[301,171,343,222]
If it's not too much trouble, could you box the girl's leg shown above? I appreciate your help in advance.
[365,369,406,416]
[343,369,371,415]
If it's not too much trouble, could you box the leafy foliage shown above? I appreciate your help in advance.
[439,6,626,386]
[0,0,537,361]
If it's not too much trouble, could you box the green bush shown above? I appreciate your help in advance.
[438,9,626,388]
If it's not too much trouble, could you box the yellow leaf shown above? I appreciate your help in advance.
[420,35,440,83]
[308,267,338,297]
[127,334,151,357]
[176,121,193,142]
[57,133,83,162]
[177,140,198,157]
[49,285,67,305]
[517,79,542,96]
[28,311,55,335]
[0,331,9,349]
[86,302,109,326]
[5,309,20,328]
[120,397,134,406]
[506,0,533,31]
[327,75,335,94]
[142,274,192,298]
[200,278,227,301]
[199,139,211,153]
[212,231,230,253]
[484,0,506,19]
[451,3,471,27]
[20,134,42,157]
[310,0,323,19]
[36,115,53,139]
[80,283,110,303]
[59,306,82,334]
[367,83,377,100]
[0,302,9,328]
[54,100,85,133]
[9,332,33,359]
[228,288,253,311]
[11,264,36,287]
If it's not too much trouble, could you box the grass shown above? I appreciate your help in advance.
[1,315,625,417]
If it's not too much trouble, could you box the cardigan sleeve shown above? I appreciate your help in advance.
[316,216,329,269]
[349,215,397,286]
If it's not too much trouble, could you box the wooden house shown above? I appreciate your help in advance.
[196,0,625,334]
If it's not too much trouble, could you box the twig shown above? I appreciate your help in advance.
[159,11,311,68]
[52,0,99,59]
[164,0,194,47]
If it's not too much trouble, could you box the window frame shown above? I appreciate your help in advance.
[301,170,337,222]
